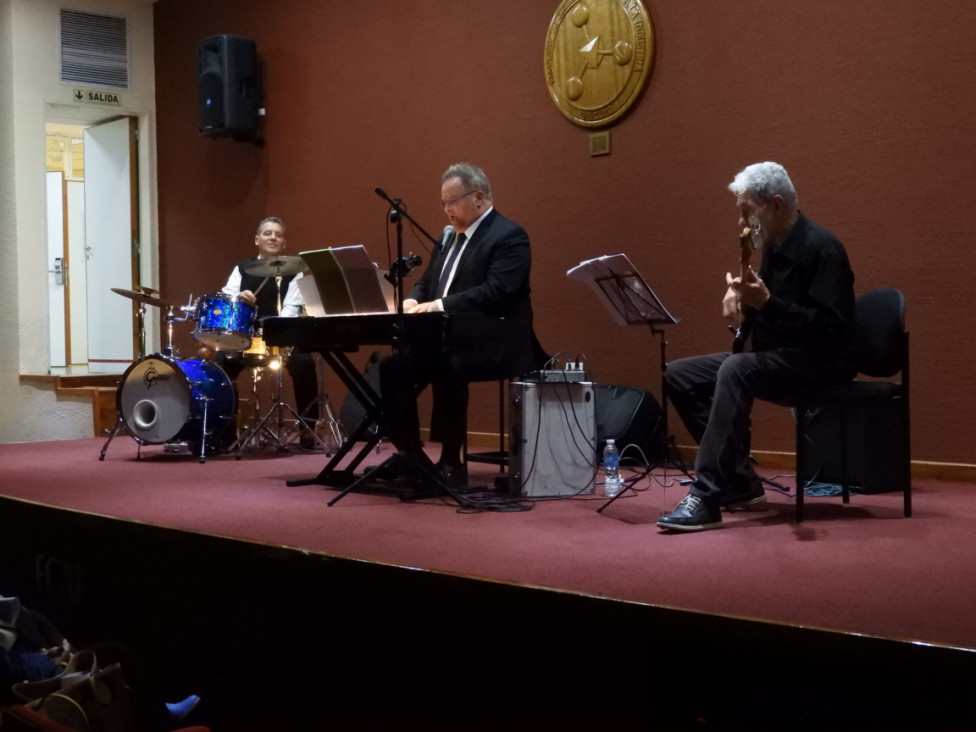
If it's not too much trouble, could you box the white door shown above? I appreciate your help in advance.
[66,180,88,364]
[45,172,67,367]
[84,116,138,374]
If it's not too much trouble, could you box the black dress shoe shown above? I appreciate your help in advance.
[435,461,468,488]
[657,494,722,532]
[721,483,767,511]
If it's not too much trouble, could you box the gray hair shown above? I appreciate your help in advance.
[728,162,798,208]
[256,216,285,235]
[442,163,493,200]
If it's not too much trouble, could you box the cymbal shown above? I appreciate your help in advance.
[241,255,306,278]
[133,284,160,296]
[111,287,171,308]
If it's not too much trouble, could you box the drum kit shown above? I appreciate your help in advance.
[99,256,345,462]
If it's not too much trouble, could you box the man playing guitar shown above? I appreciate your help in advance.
[659,162,857,532]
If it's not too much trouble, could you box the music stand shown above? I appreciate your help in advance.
[567,254,689,504]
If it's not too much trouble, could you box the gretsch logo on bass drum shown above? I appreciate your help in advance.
[143,363,170,389]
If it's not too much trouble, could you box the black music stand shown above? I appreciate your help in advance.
[567,254,689,505]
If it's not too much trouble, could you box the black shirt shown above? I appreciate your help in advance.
[749,213,856,358]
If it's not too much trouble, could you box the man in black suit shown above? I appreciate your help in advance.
[379,163,544,487]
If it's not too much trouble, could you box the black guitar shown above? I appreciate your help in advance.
[731,216,762,353]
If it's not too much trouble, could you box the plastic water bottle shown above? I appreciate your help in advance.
[603,438,621,497]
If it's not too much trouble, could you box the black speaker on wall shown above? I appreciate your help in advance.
[594,384,663,463]
[198,34,260,139]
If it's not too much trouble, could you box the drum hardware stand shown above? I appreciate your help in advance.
[233,350,316,456]
[300,353,345,455]
[231,358,275,451]
[234,259,321,456]
[99,417,125,461]
[100,428,147,461]
[135,302,148,358]
[238,362,269,446]
[163,305,179,357]
[192,390,216,463]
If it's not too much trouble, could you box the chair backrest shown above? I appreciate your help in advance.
[851,287,906,378]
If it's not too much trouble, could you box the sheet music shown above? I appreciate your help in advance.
[567,253,678,327]
[299,246,392,316]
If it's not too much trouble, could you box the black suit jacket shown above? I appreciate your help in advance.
[409,209,543,381]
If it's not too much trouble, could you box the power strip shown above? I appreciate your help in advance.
[527,369,588,383]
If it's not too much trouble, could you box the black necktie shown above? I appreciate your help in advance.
[435,232,466,298]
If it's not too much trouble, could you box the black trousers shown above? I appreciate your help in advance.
[378,345,468,457]
[665,349,855,501]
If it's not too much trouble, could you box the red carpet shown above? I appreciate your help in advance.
[1,437,971,653]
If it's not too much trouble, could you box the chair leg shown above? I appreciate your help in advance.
[839,408,851,504]
[901,396,912,518]
[495,378,506,473]
[795,402,805,523]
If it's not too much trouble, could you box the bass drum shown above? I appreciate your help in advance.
[117,355,236,448]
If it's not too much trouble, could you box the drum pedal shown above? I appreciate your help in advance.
[163,441,191,454]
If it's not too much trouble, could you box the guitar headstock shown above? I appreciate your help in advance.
[737,215,762,268]
[740,215,763,252]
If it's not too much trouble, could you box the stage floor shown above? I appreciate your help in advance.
[1,437,973,655]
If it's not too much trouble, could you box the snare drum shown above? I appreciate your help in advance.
[192,293,256,351]
[117,354,236,448]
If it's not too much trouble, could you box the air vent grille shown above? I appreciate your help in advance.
[60,9,129,88]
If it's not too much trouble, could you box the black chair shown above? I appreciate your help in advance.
[791,287,911,522]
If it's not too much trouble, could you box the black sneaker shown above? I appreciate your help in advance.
[658,494,722,532]
[721,484,767,511]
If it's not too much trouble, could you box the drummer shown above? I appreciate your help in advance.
[212,216,319,448]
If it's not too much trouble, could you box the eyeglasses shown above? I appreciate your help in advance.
[439,190,478,209]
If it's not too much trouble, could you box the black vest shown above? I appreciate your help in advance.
[238,257,297,319]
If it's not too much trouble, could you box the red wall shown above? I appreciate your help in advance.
[154,0,976,465]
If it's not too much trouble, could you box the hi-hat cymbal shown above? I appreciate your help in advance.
[241,255,306,278]
[111,287,171,308]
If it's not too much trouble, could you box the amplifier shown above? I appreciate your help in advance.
[509,381,596,497]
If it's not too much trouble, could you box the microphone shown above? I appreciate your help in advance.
[439,225,455,251]
[402,254,422,268]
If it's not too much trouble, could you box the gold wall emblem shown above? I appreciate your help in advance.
[544,0,655,128]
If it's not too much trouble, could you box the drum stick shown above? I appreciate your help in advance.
[251,276,272,297]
